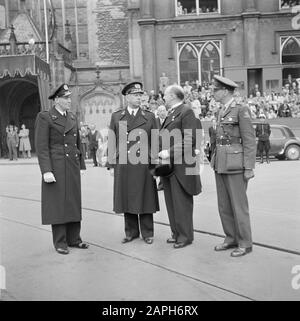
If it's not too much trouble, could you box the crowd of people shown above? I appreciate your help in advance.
[139,79,300,121]
[3,124,32,161]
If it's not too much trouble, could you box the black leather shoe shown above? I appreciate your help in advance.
[214,243,237,251]
[231,247,252,257]
[69,242,89,249]
[173,241,192,249]
[56,248,69,255]
[166,237,176,244]
[144,237,153,244]
[121,236,138,244]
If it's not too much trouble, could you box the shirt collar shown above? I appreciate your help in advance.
[127,106,139,116]
[224,98,234,111]
[55,106,66,116]
[168,101,183,113]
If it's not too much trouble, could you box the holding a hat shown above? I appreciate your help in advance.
[107,82,159,245]
[35,83,88,255]
[211,75,256,257]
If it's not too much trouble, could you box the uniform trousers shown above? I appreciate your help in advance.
[215,173,252,248]
[51,222,82,249]
[162,175,194,243]
[124,213,153,239]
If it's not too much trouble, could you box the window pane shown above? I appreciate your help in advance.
[198,0,218,13]
[177,0,197,15]
[201,43,220,83]
[270,128,285,138]
[179,44,199,86]
[282,38,300,64]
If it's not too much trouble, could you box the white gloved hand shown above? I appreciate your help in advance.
[43,172,56,183]
[109,168,114,177]
[158,150,170,160]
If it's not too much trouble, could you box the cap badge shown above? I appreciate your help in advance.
[63,85,68,90]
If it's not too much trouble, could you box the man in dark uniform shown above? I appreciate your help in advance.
[35,84,88,255]
[256,114,271,164]
[107,82,159,244]
[211,75,256,257]
[159,85,202,249]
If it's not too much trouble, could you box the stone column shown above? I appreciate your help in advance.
[5,0,10,27]
[128,3,143,80]
[140,21,157,91]
[141,0,154,18]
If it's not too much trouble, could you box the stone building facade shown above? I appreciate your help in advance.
[0,0,299,156]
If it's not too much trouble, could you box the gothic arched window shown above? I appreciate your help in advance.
[282,37,300,64]
[200,42,220,83]
[179,44,199,85]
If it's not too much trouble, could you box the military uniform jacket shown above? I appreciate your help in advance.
[35,107,86,225]
[160,104,202,196]
[211,100,256,174]
[108,108,159,214]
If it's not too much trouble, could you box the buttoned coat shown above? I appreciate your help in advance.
[108,108,159,214]
[35,107,86,225]
[211,100,256,174]
[160,104,202,196]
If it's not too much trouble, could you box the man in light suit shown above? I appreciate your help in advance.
[159,85,202,249]
[211,75,256,257]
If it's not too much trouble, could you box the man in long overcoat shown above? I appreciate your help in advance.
[159,85,202,249]
[211,75,256,257]
[107,82,159,244]
[35,84,88,255]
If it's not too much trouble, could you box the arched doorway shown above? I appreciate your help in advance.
[0,76,41,157]
[80,87,121,131]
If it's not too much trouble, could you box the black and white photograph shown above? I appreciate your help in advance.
[0,0,300,306]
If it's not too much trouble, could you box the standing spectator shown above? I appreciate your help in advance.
[155,105,168,191]
[183,81,193,95]
[6,124,19,161]
[18,124,31,158]
[88,124,100,167]
[208,118,217,162]
[79,122,89,159]
[35,83,87,255]
[256,114,271,164]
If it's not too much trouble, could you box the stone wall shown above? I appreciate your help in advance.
[95,0,129,66]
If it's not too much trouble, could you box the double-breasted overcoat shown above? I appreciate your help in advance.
[108,108,159,214]
[35,107,86,225]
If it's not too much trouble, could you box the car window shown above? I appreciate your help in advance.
[270,128,285,139]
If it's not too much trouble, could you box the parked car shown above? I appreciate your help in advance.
[252,123,300,160]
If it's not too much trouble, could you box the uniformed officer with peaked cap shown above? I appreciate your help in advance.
[35,83,88,255]
[211,75,256,257]
[107,81,159,244]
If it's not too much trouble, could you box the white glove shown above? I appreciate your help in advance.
[43,172,56,183]
[158,150,170,159]
[109,168,114,177]
[80,170,85,175]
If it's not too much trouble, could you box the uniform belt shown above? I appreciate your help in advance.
[216,137,242,145]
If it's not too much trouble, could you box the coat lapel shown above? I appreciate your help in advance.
[49,108,66,130]
[222,100,237,119]
[162,104,183,129]
[65,112,76,133]
[128,108,147,132]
